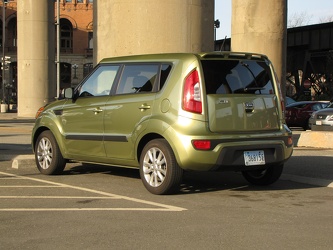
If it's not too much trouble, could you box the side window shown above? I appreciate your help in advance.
[116,64,159,95]
[312,103,325,111]
[159,64,172,90]
[79,65,119,97]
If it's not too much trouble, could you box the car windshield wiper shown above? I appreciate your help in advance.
[234,87,265,93]
[240,61,262,93]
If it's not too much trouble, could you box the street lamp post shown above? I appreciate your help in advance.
[2,0,7,104]
[214,19,220,42]
[72,64,78,79]
[71,64,79,87]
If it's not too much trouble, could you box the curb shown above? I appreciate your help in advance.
[11,155,35,169]
[297,131,333,149]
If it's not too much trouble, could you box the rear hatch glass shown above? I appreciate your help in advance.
[201,59,280,132]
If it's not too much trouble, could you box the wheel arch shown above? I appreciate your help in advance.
[32,126,49,152]
[32,124,67,158]
[137,133,164,162]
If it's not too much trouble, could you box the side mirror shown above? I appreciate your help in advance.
[64,88,74,99]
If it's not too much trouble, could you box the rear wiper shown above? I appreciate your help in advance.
[240,61,262,93]
[234,87,265,93]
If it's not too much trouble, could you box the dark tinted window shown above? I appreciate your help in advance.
[159,64,172,90]
[201,60,274,95]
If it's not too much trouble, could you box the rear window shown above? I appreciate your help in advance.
[201,59,275,95]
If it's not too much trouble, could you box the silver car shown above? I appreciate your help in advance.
[309,102,333,130]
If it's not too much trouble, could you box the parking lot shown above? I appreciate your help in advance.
[0,169,185,212]
[1,116,333,249]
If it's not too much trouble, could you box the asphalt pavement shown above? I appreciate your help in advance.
[1,111,333,188]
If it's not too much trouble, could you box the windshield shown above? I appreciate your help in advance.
[326,102,333,108]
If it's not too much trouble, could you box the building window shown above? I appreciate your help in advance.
[88,32,93,49]
[83,63,94,77]
[60,19,73,53]
[8,17,17,51]
[0,20,3,47]
[60,62,71,89]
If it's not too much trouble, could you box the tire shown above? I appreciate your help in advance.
[302,119,310,131]
[35,130,66,175]
[241,164,284,186]
[139,139,183,195]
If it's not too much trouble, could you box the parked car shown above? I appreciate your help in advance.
[309,102,333,130]
[285,101,330,130]
[32,52,293,195]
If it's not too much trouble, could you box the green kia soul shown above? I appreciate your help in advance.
[32,52,293,194]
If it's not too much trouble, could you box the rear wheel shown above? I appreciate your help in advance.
[139,139,183,195]
[302,118,310,130]
[35,130,66,175]
[242,164,283,185]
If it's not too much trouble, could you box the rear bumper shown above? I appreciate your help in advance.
[211,143,291,171]
[166,133,293,172]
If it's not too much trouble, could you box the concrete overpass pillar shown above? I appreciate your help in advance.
[231,0,287,88]
[93,0,214,64]
[17,0,55,117]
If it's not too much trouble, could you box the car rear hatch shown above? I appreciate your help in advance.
[201,54,280,133]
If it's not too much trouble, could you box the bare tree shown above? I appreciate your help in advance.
[319,16,333,23]
[288,11,313,28]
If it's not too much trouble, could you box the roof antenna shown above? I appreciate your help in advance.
[220,36,227,51]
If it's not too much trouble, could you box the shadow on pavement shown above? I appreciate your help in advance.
[62,162,320,195]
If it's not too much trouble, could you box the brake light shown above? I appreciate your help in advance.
[183,70,202,114]
[192,140,211,150]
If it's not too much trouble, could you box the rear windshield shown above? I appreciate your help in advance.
[201,59,275,95]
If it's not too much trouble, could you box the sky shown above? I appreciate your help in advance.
[214,0,333,40]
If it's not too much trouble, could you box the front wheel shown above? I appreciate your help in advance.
[35,130,66,175]
[241,164,284,186]
[139,139,183,195]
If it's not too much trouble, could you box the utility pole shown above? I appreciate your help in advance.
[56,0,60,98]
[1,0,7,103]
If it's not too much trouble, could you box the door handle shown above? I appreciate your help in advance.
[92,108,103,114]
[139,104,151,111]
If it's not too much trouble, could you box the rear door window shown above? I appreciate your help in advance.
[115,63,172,95]
[116,64,159,95]
[201,60,274,95]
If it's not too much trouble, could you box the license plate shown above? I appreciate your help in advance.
[316,121,322,125]
[244,150,265,166]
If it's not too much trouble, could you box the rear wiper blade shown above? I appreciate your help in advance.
[234,87,265,93]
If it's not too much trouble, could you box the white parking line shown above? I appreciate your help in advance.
[0,208,184,212]
[0,186,63,188]
[0,171,186,212]
[0,196,117,199]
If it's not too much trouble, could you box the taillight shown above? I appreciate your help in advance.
[183,69,202,114]
[192,140,211,150]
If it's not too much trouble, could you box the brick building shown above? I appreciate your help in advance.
[0,0,94,104]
